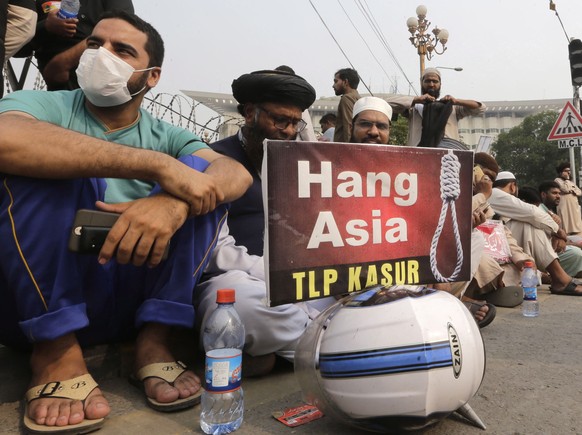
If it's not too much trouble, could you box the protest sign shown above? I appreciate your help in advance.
[263,141,473,306]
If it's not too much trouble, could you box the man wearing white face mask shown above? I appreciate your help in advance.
[0,10,252,434]
[75,45,154,107]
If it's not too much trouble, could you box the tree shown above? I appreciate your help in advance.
[389,115,409,145]
[492,111,571,188]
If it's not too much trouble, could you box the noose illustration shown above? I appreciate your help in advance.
[429,150,463,282]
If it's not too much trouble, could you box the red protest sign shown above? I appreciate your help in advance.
[264,141,473,306]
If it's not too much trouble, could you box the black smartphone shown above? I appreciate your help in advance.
[68,209,169,260]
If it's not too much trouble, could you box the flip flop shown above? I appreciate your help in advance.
[129,361,202,412]
[483,286,523,308]
[463,301,496,328]
[550,280,582,296]
[23,374,105,434]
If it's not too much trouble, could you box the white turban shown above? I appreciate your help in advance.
[422,67,441,79]
[495,171,516,181]
[352,96,393,120]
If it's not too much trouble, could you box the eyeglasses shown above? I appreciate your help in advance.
[354,120,390,132]
[257,106,307,132]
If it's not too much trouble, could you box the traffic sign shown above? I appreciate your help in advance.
[547,101,582,141]
[557,137,582,148]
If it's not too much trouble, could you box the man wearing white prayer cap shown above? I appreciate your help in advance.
[350,96,393,144]
[495,171,517,182]
[490,169,582,296]
[385,67,484,146]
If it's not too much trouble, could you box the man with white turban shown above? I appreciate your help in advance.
[350,96,393,144]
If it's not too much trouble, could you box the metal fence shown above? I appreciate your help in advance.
[2,57,239,143]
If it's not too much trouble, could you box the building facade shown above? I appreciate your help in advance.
[181,90,569,148]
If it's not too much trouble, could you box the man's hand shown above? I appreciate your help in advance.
[440,96,482,110]
[440,95,458,105]
[514,259,535,272]
[157,159,226,216]
[552,228,568,254]
[412,94,436,105]
[474,175,493,197]
[549,212,562,226]
[95,195,190,267]
[552,236,567,254]
[472,210,486,228]
[45,10,78,37]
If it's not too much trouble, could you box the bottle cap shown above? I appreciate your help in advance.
[216,288,236,304]
[524,260,534,268]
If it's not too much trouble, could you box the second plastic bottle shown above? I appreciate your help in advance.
[521,260,539,317]
[57,0,80,19]
[200,289,245,434]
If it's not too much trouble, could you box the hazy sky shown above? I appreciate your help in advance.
[134,0,582,104]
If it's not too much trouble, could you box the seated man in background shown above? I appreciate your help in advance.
[349,96,392,144]
[518,183,582,278]
[209,68,316,256]
[466,154,531,310]
[490,172,582,296]
[198,69,327,375]
[0,11,251,433]
[347,97,496,326]
[318,112,336,141]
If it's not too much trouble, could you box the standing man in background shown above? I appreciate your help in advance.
[554,162,582,235]
[386,68,484,147]
[332,67,360,142]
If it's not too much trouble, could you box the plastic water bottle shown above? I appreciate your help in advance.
[57,0,80,19]
[521,260,539,317]
[200,289,245,434]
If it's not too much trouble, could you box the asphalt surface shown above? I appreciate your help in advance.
[1,285,581,434]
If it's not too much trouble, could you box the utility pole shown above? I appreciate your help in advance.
[576,88,582,185]
[569,38,582,184]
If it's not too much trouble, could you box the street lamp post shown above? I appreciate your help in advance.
[406,5,449,78]
[436,66,463,72]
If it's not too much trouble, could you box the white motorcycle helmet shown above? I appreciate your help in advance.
[295,285,485,432]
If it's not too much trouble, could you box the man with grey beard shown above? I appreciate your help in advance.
[210,69,316,256]
[196,70,329,376]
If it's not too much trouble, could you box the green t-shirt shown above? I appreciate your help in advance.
[0,89,208,202]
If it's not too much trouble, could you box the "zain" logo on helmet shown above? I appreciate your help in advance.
[447,323,462,378]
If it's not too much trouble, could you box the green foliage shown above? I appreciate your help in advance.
[389,115,409,145]
[492,111,571,188]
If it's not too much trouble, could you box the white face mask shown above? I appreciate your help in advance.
[76,47,154,107]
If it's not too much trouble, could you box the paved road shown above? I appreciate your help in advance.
[1,287,581,434]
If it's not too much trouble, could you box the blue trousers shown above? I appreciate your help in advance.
[0,155,227,348]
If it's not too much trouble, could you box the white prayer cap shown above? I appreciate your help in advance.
[495,171,516,181]
[352,96,393,120]
[422,67,441,79]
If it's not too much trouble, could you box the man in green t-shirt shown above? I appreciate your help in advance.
[0,11,251,433]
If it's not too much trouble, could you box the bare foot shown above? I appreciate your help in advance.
[135,323,202,404]
[472,304,488,322]
[462,298,489,322]
[27,334,110,428]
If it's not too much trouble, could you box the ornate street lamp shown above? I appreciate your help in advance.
[406,5,449,79]
[436,66,463,72]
